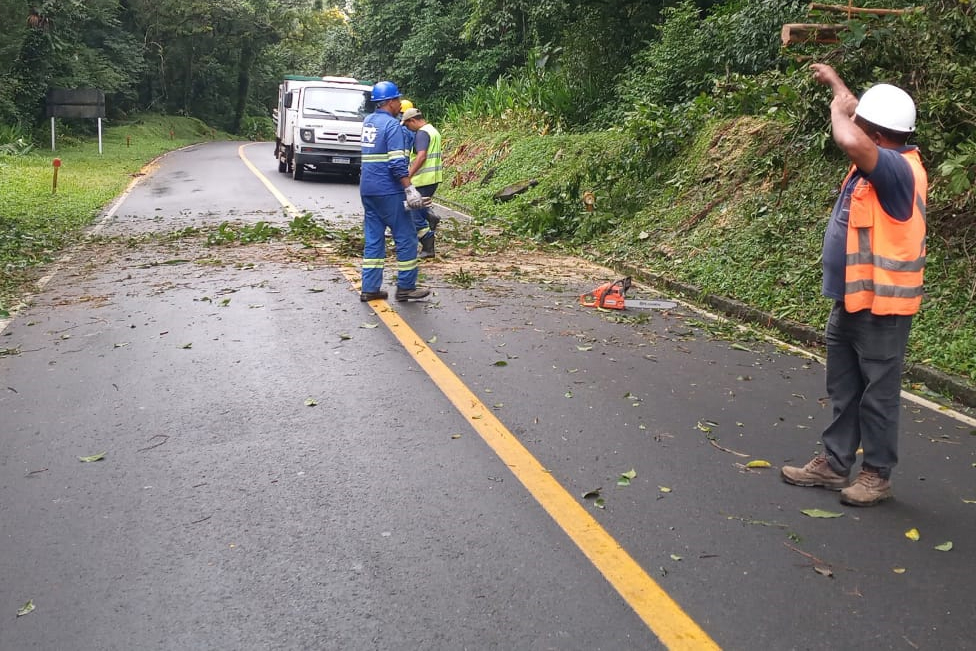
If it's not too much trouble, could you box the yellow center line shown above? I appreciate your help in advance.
[240,145,721,650]
[238,143,301,218]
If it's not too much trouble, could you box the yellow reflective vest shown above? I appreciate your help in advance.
[843,148,927,315]
[410,123,442,187]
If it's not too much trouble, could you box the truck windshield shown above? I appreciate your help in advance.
[302,87,370,121]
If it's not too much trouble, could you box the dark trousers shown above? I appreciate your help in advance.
[822,302,913,479]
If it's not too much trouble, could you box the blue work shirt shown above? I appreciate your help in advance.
[360,108,409,196]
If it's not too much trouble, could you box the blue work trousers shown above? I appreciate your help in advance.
[821,302,913,479]
[361,193,419,292]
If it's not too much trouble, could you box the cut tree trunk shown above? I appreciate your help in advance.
[781,23,846,46]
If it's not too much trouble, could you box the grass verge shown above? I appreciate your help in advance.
[0,115,222,315]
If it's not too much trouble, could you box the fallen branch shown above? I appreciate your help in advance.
[707,436,750,457]
[138,434,170,452]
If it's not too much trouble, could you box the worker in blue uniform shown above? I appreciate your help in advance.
[359,81,429,302]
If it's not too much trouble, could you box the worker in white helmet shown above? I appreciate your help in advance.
[781,63,927,507]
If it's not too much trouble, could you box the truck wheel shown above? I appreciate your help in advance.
[293,162,305,181]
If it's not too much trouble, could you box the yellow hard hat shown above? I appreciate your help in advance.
[400,99,414,112]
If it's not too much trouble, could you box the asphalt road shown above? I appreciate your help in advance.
[2,141,975,650]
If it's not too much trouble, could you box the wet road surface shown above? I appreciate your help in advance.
[2,141,975,650]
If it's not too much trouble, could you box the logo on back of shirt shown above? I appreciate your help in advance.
[361,124,377,146]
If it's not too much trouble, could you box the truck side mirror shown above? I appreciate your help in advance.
[284,91,294,109]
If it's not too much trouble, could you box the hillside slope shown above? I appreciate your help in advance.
[437,117,976,406]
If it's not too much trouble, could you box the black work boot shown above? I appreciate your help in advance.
[419,233,435,259]
[360,290,388,302]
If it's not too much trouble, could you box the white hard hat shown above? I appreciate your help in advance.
[855,83,916,133]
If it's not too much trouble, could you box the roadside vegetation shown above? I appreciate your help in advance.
[0,115,219,314]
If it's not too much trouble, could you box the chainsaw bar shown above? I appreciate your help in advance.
[624,299,678,310]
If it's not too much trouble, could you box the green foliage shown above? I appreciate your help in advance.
[206,221,283,246]
[617,2,712,111]
[239,115,275,141]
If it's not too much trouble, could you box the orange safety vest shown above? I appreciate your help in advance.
[843,148,927,315]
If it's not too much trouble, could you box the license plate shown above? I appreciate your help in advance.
[333,157,350,164]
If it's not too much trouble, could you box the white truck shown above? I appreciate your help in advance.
[272,75,374,181]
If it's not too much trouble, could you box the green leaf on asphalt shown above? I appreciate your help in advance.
[219,298,231,307]
[304,398,318,407]
[696,421,712,433]
[670,554,683,561]
[78,452,106,463]
[582,487,602,500]
[564,391,573,398]
[963,499,976,504]
[617,469,637,486]
[181,343,192,349]
[493,360,508,366]
[339,333,351,340]
[307,288,325,293]
[16,600,35,617]
[450,434,462,439]
[659,486,672,493]
[427,335,437,344]
[746,460,771,468]
[576,345,593,351]
[360,323,379,329]
[729,343,753,352]
[905,528,921,541]
[934,541,953,551]
[800,508,844,519]
[594,497,606,509]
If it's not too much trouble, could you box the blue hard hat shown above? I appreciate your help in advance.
[370,81,401,102]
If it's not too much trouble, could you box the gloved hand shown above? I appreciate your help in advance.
[421,196,434,207]
[405,185,425,209]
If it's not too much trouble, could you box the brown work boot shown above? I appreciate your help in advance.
[840,469,892,506]
[781,455,849,491]
[395,286,430,301]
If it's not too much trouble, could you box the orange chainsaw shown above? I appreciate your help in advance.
[579,277,677,310]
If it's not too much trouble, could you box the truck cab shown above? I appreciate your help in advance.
[272,76,374,181]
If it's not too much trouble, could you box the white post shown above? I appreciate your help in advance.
[97,118,103,154]
[51,117,55,151]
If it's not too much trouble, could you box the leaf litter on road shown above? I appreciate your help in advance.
[801,508,844,519]
[617,469,637,487]
[78,452,107,462]
[16,600,35,617]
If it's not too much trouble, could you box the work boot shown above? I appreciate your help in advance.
[426,211,440,232]
[840,469,892,506]
[395,286,430,302]
[781,455,849,491]
[360,290,388,302]
[419,233,435,259]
